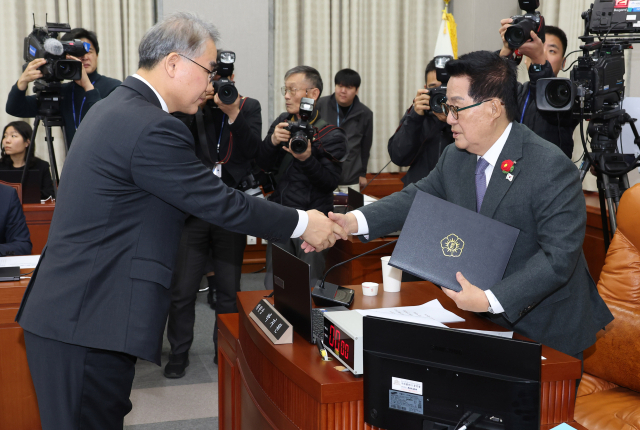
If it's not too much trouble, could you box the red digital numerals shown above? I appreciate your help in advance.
[328,324,349,360]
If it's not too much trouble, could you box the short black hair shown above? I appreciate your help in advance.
[285,66,323,98]
[334,69,361,89]
[1,121,37,168]
[445,50,518,122]
[544,25,568,56]
[61,28,100,54]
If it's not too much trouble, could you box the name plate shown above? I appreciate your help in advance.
[249,299,293,344]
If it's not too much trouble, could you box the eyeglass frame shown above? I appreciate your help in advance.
[178,53,216,83]
[440,99,495,120]
[280,86,316,96]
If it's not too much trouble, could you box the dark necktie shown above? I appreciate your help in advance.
[475,157,490,212]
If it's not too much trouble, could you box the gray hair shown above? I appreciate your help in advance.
[285,66,323,98]
[138,12,220,70]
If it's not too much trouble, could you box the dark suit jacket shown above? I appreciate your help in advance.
[360,122,613,356]
[16,77,299,364]
[0,184,32,256]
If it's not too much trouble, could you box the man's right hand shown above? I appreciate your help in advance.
[301,211,359,253]
[17,59,47,91]
[271,122,291,146]
[300,210,348,252]
[413,87,431,116]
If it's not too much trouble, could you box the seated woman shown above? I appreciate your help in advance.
[0,121,54,199]
[0,183,32,256]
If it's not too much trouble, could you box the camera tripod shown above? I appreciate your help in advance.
[21,80,69,199]
[578,109,640,250]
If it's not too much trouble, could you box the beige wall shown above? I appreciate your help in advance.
[160,0,272,137]
[453,0,520,56]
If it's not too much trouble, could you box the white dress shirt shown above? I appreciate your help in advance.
[351,123,513,313]
[131,74,308,237]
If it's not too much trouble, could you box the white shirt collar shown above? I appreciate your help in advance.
[132,74,169,113]
[477,122,513,167]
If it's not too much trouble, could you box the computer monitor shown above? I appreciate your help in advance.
[363,317,541,430]
[0,170,43,203]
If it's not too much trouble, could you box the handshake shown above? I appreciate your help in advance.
[299,211,359,253]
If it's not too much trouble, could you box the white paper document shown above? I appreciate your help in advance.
[454,329,514,339]
[0,255,41,269]
[355,299,464,328]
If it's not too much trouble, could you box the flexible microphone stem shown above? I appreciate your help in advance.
[319,239,398,289]
[360,159,393,192]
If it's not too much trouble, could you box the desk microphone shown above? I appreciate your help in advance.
[360,160,392,192]
[311,239,398,307]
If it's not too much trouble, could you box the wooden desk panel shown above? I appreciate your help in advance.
[0,276,41,430]
[23,202,55,255]
[325,235,398,286]
[223,283,582,430]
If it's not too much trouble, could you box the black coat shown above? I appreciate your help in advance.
[16,77,299,364]
[388,106,453,186]
[0,156,55,199]
[0,183,32,256]
[173,97,262,188]
[6,71,121,147]
[516,61,578,159]
[258,112,347,214]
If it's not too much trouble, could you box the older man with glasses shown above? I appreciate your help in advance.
[258,65,347,291]
[320,50,613,372]
[16,13,345,429]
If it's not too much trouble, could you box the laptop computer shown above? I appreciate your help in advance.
[389,190,520,292]
[0,170,44,203]
[271,245,347,344]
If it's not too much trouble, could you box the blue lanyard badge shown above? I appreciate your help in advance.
[72,81,96,130]
[520,88,531,124]
[336,100,352,127]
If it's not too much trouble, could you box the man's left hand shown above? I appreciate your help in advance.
[517,31,546,66]
[441,272,490,312]
[67,55,94,91]
[214,93,241,122]
[282,138,312,161]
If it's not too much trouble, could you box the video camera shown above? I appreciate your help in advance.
[428,55,453,114]
[284,98,316,154]
[213,51,238,105]
[505,0,545,50]
[23,20,88,82]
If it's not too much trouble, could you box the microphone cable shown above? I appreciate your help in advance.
[360,159,393,192]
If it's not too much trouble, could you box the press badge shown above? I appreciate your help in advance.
[213,164,222,178]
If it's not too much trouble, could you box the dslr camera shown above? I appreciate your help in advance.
[428,55,453,114]
[24,20,88,82]
[505,0,545,50]
[213,51,238,105]
[284,97,316,154]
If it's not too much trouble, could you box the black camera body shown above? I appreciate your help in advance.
[429,55,453,114]
[285,97,316,154]
[24,21,87,82]
[505,0,545,50]
[213,51,238,105]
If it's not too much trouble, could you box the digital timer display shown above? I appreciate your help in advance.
[323,318,355,370]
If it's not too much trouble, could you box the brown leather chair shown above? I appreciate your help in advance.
[575,183,640,430]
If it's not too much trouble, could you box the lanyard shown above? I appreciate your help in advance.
[216,114,226,159]
[336,101,352,127]
[71,81,96,130]
[520,87,531,124]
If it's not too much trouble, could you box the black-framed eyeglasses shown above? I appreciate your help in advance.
[440,99,493,120]
[178,53,216,82]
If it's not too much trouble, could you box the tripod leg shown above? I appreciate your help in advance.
[43,124,59,199]
[596,174,611,251]
[22,117,41,185]
[599,172,618,235]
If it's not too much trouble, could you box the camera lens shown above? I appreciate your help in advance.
[505,27,525,47]
[55,59,82,81]
[546,81,572,108]
[430,92,447,114]
[290,132,308,154]
[216,81,238,105]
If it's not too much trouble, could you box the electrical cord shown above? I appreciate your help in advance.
[458,413,482,430]
[453,411,472,430]
[360,159,393,192]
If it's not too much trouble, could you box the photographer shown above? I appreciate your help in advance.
[316,69,373,191]
[499,21,578,158]
[259,65,347,288]
[388,58,454,186]
[6,28,121,148]
[165,63,263,377]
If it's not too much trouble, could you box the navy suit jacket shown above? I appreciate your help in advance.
[17,77,299,364]
[0,184,32,256]
[360,122,613,356]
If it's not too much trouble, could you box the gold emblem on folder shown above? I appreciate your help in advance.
[441,234,464,257]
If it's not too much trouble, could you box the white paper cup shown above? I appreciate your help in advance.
[380,256,402,292]
[362,282,379,296]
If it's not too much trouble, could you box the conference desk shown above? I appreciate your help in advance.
[218,283,585,430]
[23,201,55,255]
[0,274,40,430]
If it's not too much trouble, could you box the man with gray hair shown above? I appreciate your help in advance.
[16,13,345,429]
[258,65,347,290]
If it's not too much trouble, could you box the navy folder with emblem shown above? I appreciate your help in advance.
[389,191,520,292]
